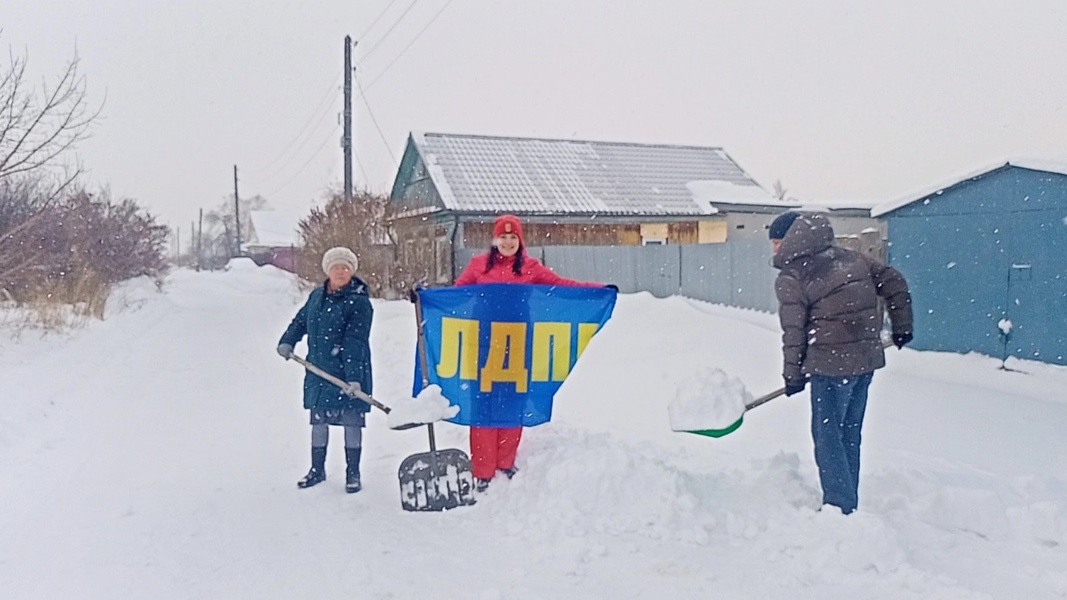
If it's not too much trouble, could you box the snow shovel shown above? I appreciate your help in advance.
[684,387,786,438]
[397,291,477,512]
[290,355,423,431]
[685,338,896,438]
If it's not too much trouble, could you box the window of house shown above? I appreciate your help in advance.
[435,236,450,283]
[640,223,669,246]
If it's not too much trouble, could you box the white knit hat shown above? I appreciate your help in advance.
[321,247,358,275]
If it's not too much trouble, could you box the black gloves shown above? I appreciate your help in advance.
[605,284,619,292]
[892,332,913,349]
[406,288,419,304]
[784,377,808,397]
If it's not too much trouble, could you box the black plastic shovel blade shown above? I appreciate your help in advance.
[398,448,477,511]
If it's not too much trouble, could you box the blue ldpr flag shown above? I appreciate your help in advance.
[413,284,616,427]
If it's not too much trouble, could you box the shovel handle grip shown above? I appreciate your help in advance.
[746,338,895,412]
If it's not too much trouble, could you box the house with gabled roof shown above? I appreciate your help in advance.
[388,131,790,286]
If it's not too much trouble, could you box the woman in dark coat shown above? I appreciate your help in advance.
[277,247,373,493]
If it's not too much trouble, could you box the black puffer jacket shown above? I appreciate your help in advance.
[773,213,912,380]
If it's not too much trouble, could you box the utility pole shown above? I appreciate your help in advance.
[176,227,181,258]
[233,164,242,255]
[197,208,204,272]
[343,35,354,203]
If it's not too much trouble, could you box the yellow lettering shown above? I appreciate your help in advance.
[436,317,479,380]
[480,322,529,392]
[531,322,572,382]
[576,323,600,358]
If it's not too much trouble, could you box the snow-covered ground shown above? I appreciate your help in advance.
[2,260,1066,599]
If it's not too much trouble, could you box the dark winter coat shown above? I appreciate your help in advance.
[279,277,373,412]
[772,213,912,381]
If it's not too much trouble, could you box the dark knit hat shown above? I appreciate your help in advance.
[768,211,802,240]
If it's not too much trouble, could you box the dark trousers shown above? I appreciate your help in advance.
[809,372,874,514]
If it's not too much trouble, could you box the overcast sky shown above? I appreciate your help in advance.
[7,0,1067,230]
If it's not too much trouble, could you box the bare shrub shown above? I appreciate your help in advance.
[0,182,168,326]
[296,188,400,297]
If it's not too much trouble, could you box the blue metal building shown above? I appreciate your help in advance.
[872,161,1067,365]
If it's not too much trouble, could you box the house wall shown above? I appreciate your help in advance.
[458,218,729,249]
[393,216,457,286]
[885,167,1067,365]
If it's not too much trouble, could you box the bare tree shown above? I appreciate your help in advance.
[0,43,101,189]
[772,179,789,202]
[202,194,269,261]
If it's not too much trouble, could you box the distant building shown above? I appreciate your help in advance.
[873,160,1067,366]
[244,210,305,273]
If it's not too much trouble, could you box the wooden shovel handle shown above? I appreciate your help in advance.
[291,354,391,414]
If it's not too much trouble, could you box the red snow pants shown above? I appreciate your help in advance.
[470,426,522,479]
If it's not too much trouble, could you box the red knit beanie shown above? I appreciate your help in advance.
[492,214,525,246]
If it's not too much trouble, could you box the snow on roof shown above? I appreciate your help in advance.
[797,198,879,210]
[410,132,767,216]
[871,157,1067,217]
[246,210,305,247]
[685,180,783,213]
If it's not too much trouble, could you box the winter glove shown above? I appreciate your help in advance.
[276,343,294,360]
[784,377,808,397]
[605,284,619,292]
[892,332,913,349]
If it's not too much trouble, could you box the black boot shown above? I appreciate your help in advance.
[345,447,362,494]
[498,466,519,480]
[298,446,327,489]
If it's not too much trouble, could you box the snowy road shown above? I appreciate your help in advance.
[2,262,1066,599]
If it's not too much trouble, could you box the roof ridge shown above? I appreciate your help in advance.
[419,131,725,152]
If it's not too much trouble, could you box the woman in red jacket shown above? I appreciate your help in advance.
[454,214,611,491]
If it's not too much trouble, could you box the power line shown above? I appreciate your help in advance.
[252,69,343,175]
[364,0,454,93]
[355,73,398,164]
[353,149,371,187]
[358,0,419,64]
[359,0,401,40]
[263,126,339,198]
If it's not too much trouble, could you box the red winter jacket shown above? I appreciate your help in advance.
[454,251,601,287]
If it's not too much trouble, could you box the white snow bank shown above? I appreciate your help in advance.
[668,367,751,430]
[386,384,459,428]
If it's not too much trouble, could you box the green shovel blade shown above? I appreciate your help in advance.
[684,415,744,438]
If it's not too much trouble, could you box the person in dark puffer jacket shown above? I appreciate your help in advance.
[277,247,373,494]
[769,212,912,515]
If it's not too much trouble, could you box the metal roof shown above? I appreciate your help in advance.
[410,132,773,216]
[871,158,1067,217]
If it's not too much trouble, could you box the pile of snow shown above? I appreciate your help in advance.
[667,367,751,430]
[386,384,459,429]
